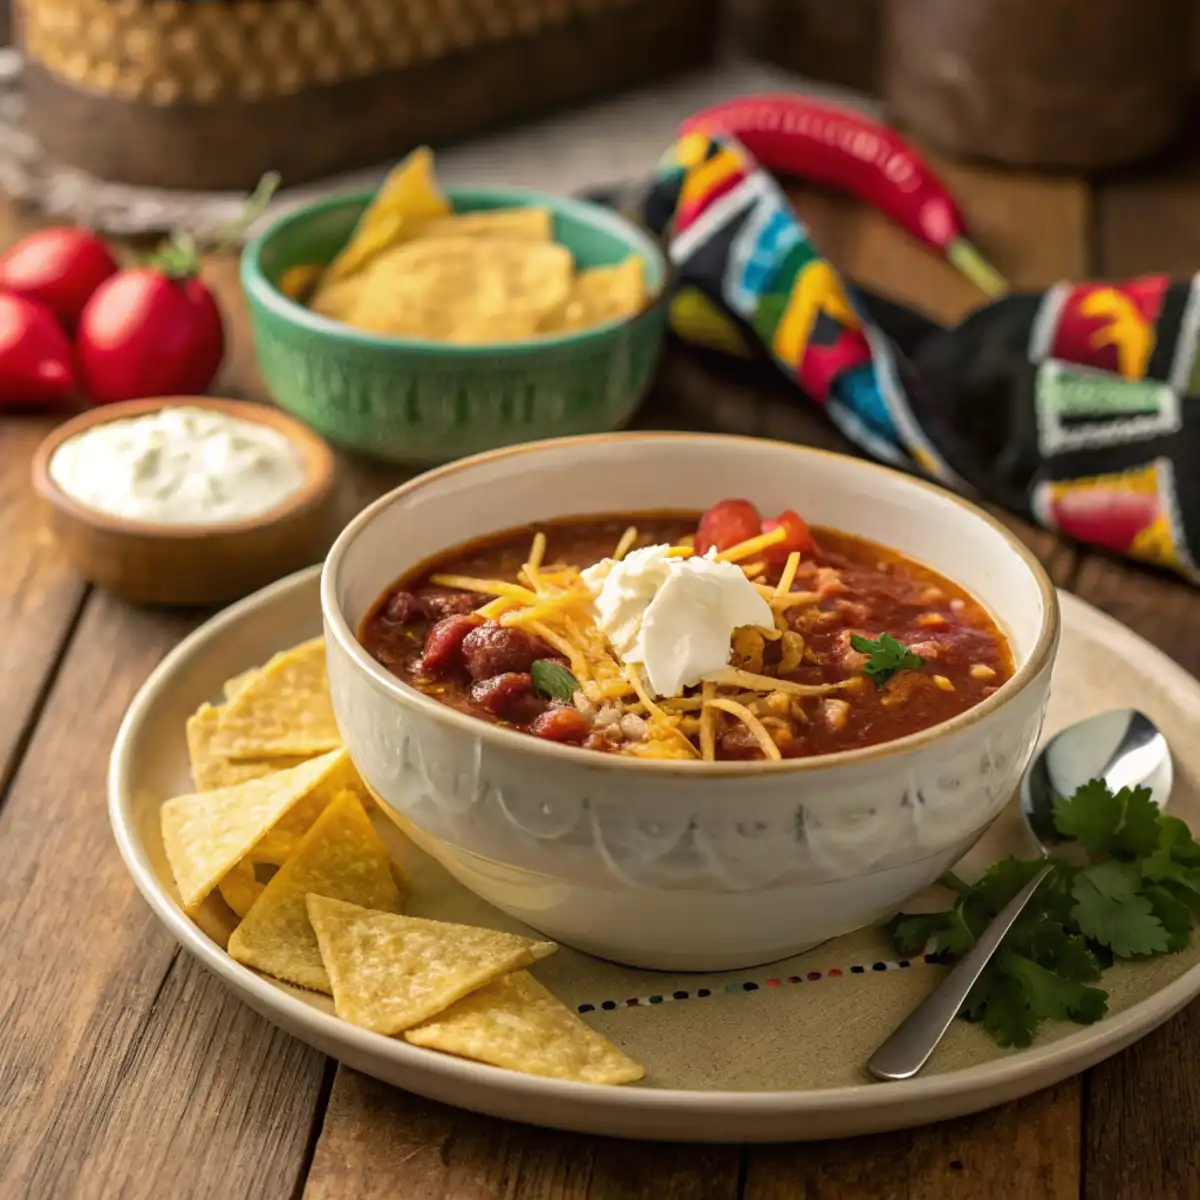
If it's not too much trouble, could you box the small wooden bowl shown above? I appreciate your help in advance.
[31,397,337,607]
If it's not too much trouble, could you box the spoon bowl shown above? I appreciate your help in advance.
[1021,708,1173,851]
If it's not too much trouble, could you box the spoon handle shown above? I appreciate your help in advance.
[867,862,1054,1082]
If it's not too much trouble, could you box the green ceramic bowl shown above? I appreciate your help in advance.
[241,186,669,465]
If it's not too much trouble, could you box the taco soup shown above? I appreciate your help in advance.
[358,500,1013,761]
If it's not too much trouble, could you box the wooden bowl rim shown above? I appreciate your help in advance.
[30,397,336,540]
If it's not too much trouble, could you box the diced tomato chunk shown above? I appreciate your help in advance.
[760,509,815,563]
[695,499,762,556]
[530,706,591,743]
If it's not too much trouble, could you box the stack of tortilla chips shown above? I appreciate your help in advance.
[161,636,643,1086]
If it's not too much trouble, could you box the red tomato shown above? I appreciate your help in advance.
[76,269,224,404]
[0,291,76,407]
[695,499,762,555]
[0,227,118,332]
[760,509,815,563]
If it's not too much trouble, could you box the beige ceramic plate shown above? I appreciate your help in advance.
[109,566,1200,1142]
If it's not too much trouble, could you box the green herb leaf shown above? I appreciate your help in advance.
[1144,885,1193,952]
[889,911,975,959]
[888,776,1199,1049]
[1052,781,1160,859]
[530,660,580,702]
[1071,868,1169,957]
[1001,952,1108,1025]
[849,632,924,687]
[962,969,1038,1048]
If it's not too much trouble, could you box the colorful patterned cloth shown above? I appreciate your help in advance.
[629,131,1200,584]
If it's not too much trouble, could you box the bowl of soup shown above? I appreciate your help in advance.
[321,433,1058,971]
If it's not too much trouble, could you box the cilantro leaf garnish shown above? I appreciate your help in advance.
[849,632,924,687]
[530,659,579,702]
[1070,866,1169,957]
[887,776,1200,1048]
[1053,781,1160,858]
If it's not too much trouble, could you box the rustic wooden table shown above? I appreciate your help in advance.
[2,141,1199,1199]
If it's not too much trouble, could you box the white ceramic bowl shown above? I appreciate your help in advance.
[322,433,1059,971]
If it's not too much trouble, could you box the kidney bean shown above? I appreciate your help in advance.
[419,589,488,619]
[470,672,546,723]
[417,614,483,677]
[383,588,484,624]
[530,706,591,743]
[460,622,551,681]
[382,590,421,624]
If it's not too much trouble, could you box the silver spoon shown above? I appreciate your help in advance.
[867,708,1172,1083]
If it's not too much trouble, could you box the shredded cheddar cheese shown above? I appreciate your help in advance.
[699,681,717,760]
[775,551,801,597]
[714,526,788,563]
[424,519,855,761]
[430,574,537,601]
[612,526,638,562]
[705,666,853,696]
[704,697,783,760]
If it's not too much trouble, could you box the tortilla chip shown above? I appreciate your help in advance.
[228,792,404,991]
[541,255,647,333]
[161,748,348,912]
[307,896,556,1034]
[209,637,340,760]
[405,970,645,1084]
[278,263,324,304]
[222,668,259,702]
[218,858,265,920]
[341,236,573,343]
[417,208,552,242]
[186,702,312,791]
[320,147,450,286]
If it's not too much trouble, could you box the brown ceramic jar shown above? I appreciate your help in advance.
[883,0,1193,169]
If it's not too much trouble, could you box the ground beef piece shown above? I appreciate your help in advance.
[718,723,765,760]
[460,622,552,681]
[530,706,591,743]
[417,614,483,677]
[470,672,547,724]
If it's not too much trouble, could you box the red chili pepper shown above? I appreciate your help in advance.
[680,94,1007,298]
[760,510,815,563]
[695,499,762,555]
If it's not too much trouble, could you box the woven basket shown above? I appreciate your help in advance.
[19,0,718,191]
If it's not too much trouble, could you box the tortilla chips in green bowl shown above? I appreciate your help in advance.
[241,153,668,466]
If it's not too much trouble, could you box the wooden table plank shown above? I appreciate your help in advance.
[304,1071,743,1200]
[0,592,328,1199]
[0,417,89,794]
[742,1082,1079,1200]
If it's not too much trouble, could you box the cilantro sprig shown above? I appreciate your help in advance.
[850,632,925,687]
[889,781,1198,1048]
[531,659,579,702]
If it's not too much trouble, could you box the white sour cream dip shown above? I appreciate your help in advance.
[582,544,774,697]
[49,405,309,526]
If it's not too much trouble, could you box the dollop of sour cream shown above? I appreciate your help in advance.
[582,544,774,697]
[49,405,309,526]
